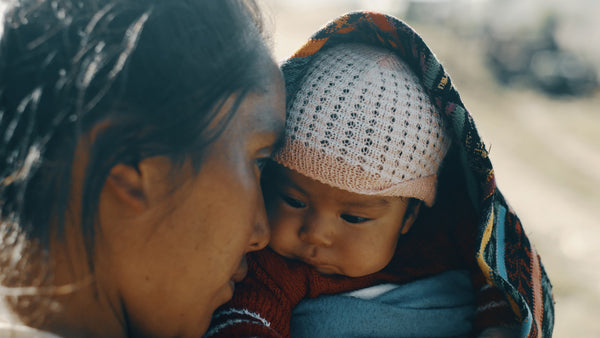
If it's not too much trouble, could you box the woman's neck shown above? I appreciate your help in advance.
[2,228,127,337]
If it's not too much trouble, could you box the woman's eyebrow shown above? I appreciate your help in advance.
[251,118,284,137]
[250,101,285,141]
[248,115,285,150]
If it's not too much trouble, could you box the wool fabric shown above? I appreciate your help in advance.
[274,43,451,206]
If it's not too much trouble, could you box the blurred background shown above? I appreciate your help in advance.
[262,0,600,337]
[1,0,597,336]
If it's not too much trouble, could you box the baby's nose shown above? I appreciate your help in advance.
[298,217,334,248]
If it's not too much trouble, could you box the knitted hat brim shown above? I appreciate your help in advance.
[275,140,439,206]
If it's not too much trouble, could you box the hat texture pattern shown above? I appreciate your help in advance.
[274,43,451,205]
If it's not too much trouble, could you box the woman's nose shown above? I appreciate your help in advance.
[248,220,269,251]
[298,213,334,247]
[248,191,270,251]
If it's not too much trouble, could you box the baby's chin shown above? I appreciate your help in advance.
[300,258,362,277]
[333,263,390,278]
[314,265,380,278]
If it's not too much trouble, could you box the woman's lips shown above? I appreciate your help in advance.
[226,257,249,296]
[231,256,248,283]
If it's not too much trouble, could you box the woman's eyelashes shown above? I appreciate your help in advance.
[280,193,306,208]
[255,157,270,172]
[340,214,371,224]
[255,145,277,174]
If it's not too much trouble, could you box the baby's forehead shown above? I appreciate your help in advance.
[272,164,406,206]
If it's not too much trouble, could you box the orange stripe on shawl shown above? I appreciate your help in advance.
[367,11,394,32]
[369,12,401,49]
[331,14,354,34]
[291,38,328,58]
[476,208,494,283]
[477,206,523,321]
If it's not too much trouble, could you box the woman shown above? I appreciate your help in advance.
[0,0,284,336]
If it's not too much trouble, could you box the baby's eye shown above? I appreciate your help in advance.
[341,214,371,224]
[280,194,306,209]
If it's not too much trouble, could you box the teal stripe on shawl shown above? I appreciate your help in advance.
[522,306,535,338]
[280,11,554,338]
[494,203,508,279]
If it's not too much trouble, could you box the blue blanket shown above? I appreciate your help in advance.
[291,270,476,337]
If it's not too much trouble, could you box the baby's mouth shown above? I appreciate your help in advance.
[298,256,337,274]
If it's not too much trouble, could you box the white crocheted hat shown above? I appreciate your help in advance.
[274,43,451,206]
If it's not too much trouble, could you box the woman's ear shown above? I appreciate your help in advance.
[400,200,422,235]
[105,164,148,213]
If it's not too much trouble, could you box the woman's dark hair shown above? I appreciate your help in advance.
[0,0,271,272]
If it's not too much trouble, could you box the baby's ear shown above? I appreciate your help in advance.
[400,200,422,235]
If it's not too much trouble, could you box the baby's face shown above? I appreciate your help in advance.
[263,164,413,277]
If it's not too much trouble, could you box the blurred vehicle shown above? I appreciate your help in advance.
[485,15,598,97]
[397,0,599,97]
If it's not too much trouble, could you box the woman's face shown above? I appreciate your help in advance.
[97,63,286,336]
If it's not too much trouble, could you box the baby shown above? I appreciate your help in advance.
[206,41,519,338]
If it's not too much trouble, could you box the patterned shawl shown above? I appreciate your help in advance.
[280,11,554,338]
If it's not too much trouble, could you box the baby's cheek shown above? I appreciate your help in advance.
[370,249,396,273]
[341,244,393,277]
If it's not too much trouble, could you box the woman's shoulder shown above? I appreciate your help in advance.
[0,322,60,338]
[0,299,60,338]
